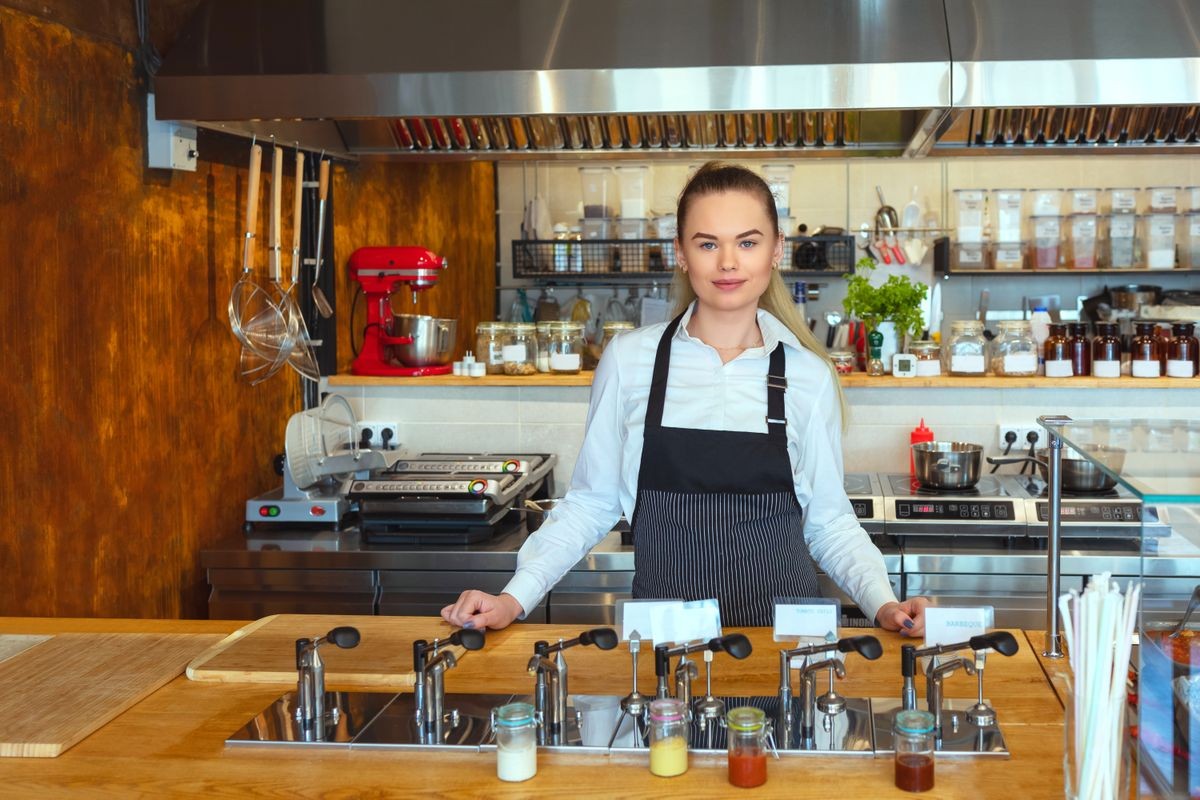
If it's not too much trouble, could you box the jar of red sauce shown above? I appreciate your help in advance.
[726,706,770,788]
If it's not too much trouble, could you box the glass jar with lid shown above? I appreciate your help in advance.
[1131,322,1161,378]
[830,350,856,375]
[893,710,936,792]
[601,320,634,352]
[502,323,539,376]
[1067,322,1091,376]
[945,320,987,376]
[1044,323,1073,378]
[991,320,1038,376]
[538,320,585,374]
[648,698,688,777]
[909,340,941,377]
[1091,321,1122,378]
[1168,322,1199,378]
[492,702,537,782]
[726,706,770,789]
[476,321,511,375]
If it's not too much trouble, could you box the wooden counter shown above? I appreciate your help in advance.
[0,617,1066,799]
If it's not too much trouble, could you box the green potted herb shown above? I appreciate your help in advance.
[843,257,929,369]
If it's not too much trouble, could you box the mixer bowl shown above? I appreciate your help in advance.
[387,314,457,367]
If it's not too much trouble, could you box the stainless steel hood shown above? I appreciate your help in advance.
[155,0,1200,158]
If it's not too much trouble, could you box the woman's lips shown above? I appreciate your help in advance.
[712,279,747,292]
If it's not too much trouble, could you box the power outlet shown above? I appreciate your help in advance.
[355,421,399,449]
[998,424,1043,450]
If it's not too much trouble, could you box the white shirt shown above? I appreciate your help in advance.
[503,302,899,623]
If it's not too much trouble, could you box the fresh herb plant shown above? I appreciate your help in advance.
[842,257,929,340]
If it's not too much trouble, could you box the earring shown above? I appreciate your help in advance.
[771,262,779,270]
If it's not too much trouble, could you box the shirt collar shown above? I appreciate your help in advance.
[674,300,803,353]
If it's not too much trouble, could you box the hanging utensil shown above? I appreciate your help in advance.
[283,150,320,382]
[311,159,333,318]
[227,143,264,342]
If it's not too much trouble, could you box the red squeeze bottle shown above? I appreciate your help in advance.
[910,419,934,476]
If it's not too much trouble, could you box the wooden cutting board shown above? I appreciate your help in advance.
[0,632,223,757]
[186,614,466,689]
[0,635,51,665]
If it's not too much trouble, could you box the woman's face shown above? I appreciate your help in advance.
[676,190,783,315]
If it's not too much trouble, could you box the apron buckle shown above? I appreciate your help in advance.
[767,375,788,390]
[766,416,787,426]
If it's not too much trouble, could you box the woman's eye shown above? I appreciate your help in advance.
[699,242,717,251]
[739,240,758,248]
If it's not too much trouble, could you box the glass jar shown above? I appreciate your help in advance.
[476,322,511,375]
[1091,322,1122,378]
[909,340,941,377]
[1067,322,1091,376]
[830,350,856,375]
[1131,322,1162,378]
[1044,323,1073,378]
[492,702,537,782]
[537,320,585,374]
[991,320,1038,376]
[601,320,634,352]
[648,698,688,777]
[893,710,935,793]
[1168,322,1199,378]
[726,706,769,789]
[946,320,987,376]
[502,323,539,376]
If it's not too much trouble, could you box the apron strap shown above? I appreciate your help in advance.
[645,313,686,432]
[766,343,788,440]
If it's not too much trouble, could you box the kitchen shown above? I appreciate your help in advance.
[2,0,1200,796]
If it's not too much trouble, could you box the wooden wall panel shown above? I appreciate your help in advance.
[0,2,496,618]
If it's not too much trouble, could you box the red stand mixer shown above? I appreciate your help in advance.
[349,246,453,377]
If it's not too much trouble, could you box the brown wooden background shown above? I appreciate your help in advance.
[0,0,496,619]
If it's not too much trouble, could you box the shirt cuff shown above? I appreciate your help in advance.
[859,583,900,628]
[501,571,546,620]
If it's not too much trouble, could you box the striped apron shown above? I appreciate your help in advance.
[630,313,822,627]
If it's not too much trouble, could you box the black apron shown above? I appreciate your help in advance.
[630,313,822,627]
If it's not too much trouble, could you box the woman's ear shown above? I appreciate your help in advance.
[773,230,785,266]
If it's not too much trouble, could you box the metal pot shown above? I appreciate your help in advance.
[387,314,457,367]
[986,444,1125,493]
[912,441,983,490]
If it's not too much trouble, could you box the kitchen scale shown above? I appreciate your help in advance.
[881,474,1029,537]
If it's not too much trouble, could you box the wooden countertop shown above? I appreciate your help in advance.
[0,617,1066,799]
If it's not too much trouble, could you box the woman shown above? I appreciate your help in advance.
[443,163,928,634]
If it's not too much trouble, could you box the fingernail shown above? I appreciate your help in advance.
[903,620,914,629]
[463,620,475,629]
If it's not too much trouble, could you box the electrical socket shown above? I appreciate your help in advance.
[998,424,1042,450]
[355,421,398,449]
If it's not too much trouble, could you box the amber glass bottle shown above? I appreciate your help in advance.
[1168,322,1199,378]
[1131,322,1161,378]
[1044,323,1072,378]
[1067,322,1091,376]
[1091,322,1121,378]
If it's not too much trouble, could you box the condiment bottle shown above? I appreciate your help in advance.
[1168,322,1200,378]
[1091,322,1122,378]
[1044,323,1072,378]
[893,710,936,792]
[1067,322,1091,377]
[726,706,770,789]
[1029,306,1052,373]
[1131,322,1162,378]
[910,419,934,477]
[867,330,885,376]
[492,702,537,782]
[648,698,688,777]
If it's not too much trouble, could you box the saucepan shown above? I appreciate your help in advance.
[987,445,1125,493]
[912,441,983,490]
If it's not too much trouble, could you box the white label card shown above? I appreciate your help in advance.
[1110,216,1136,238]
[924,606,995,647]
[950,354,986,374]
[618,600,682,642]
[773,599,840,641]
[649,598,722,644]
[1093,359,1121,378]
[1046,359,1074,378]
[501,344,527,362]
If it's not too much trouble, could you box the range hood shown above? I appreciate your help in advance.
[155,0,1200,159]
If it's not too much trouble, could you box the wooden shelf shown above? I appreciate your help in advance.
[329,372,1200,389]
[940,268,1200,276]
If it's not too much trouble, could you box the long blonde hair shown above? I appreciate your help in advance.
[671,162,849,430]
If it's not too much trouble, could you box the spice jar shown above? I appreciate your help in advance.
[492,702,537,782]
[946,320,987,376]
[1091,322,1122,378]
[601,321,634,352]
[1131,322,1162,378]
[1168,322,1200,378]
[867,330,885,376]
[893,710,936,793]
[830,350,856,375]
[476,322,511,375]
[538,320,585,374]
[648,699,688,777]
[991,320,1038,376]
[502,323,539,376]
[909,341,941,377]
[1067,322,1091,376]
[726,706,770,789]
[1044,323,1072,378]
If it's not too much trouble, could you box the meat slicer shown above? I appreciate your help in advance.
[348,246,452,377]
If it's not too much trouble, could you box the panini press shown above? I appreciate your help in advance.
[348,453,557,544]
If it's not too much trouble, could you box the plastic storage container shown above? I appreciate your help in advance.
[1068,187,1099,214]
[726,706,770,789]
[581,218,611,240]
[1031,215,1063,269]
[946,320,987,375]
[992,320,1038,376]
[1147,186,1181,213]
[1091,322,1122,378]
[1143,213,1178,269]
[648,699,688,777]
[655,213,678,241]
[539,320,585,374]
[763,164,794,217]
[476,321,511,375]
[992,189,1025,242]
[991,241,1027,271]
[492,702,537,782]
[1067,214,1099,269]
[1107,187,1140,214]
[1105,213,1138,269]
[618,218,648,240]
[952,241,988,270]
[1189,186,1200,212]
[502,323,539,375]
[1185,211,1200,269]
[1131,322,1162,378]
[953,189,985,242]
[1032,188,1064,216]
[615,165,650,218]
[893,710,936,792]
[579,167,614,218]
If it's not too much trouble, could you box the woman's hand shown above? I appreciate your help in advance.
[441,590,524,631]
[875,597,932,637]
